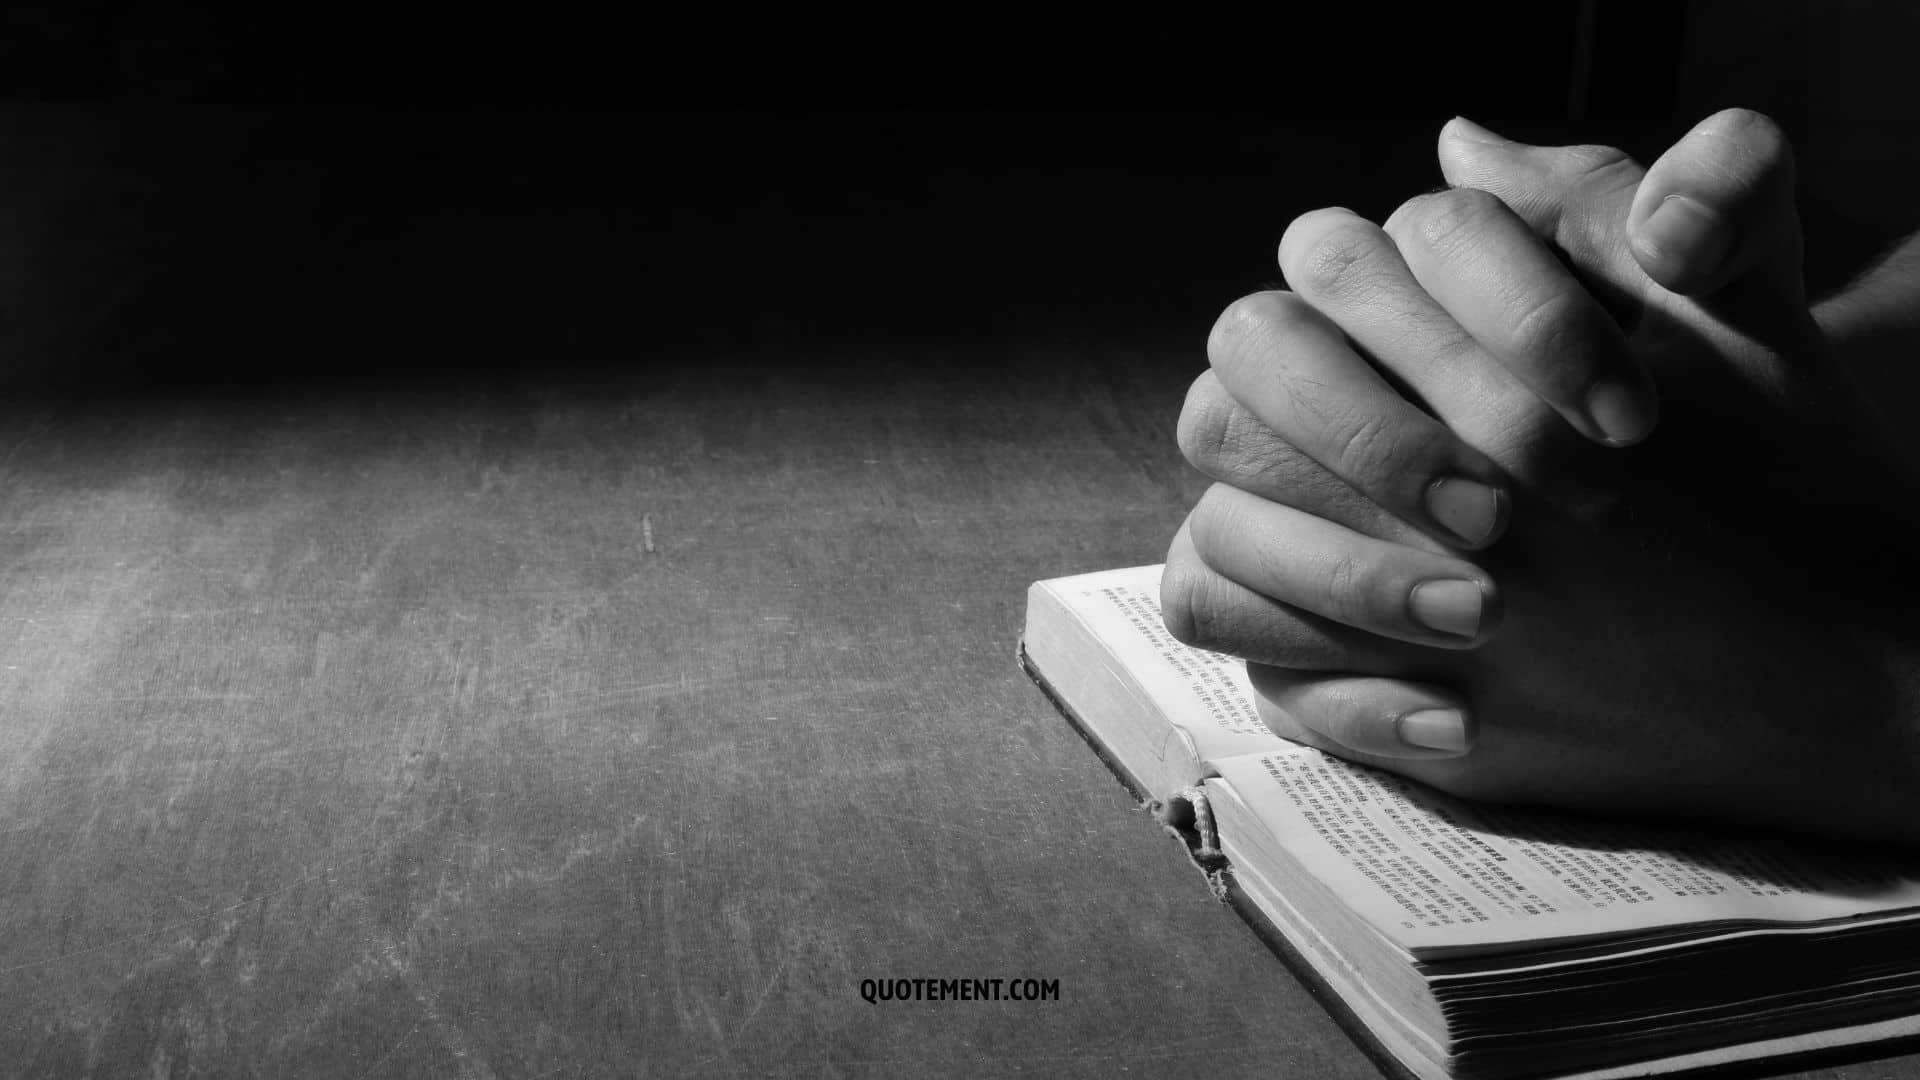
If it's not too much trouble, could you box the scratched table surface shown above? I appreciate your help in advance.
[0,107,1911,1080]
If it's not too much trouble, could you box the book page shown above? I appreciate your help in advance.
[1212,751,1920,957]
[1040,566,1289,770]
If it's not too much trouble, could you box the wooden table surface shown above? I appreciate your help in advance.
[0,107,1912,1079]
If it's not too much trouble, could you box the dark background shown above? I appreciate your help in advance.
[0,1,1913,391]
[8,10,1920,1078]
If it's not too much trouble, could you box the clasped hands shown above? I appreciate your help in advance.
[1164,111,1920,845]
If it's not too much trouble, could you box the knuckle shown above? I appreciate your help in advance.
[1207,291,1292,368]
[1160,560,1261,659]
[1412,187,1505,255]
[1211,414,1293,489]
[1186,484,1246,560]
[1191,401,1335,499]
[1287,222,1388,299]
[1189,405,1401,529]
[1382,193,1429,239]
[1317,549,1375,625]
[1241,440,1343,505]
[1323,407,1410,489]
[1252,696,1313,744]
[1158,559,1209,648]
[1175,382,1236,470]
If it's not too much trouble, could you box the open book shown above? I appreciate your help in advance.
[1022,565,1920,1080]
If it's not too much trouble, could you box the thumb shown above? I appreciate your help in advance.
[1435,116,1651,315]
[1628,108,1803,309]
[1437,112,1803,310]
[1436,110,1811,355]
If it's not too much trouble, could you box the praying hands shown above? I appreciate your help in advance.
[1163,110,1920,846]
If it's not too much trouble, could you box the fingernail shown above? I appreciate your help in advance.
[1586,379,1657,446]
[1398,708,1470,754]
[1409,579,1485,639]
[1447,116,1510,145]
[1425,477,1507,547]
[1640,194,1731,289]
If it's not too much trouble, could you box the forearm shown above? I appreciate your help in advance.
[1816,231,1920,389]
[1812,231,1920,463]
